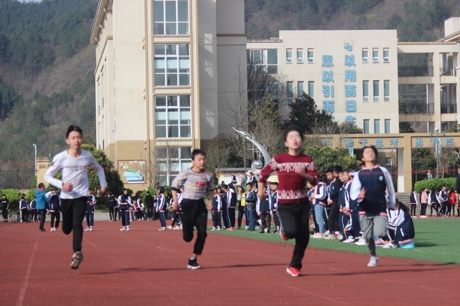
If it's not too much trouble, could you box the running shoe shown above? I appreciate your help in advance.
[367,256,378,267]
[70,251,84,269]
[286,266,301,277]
[187,258,201,270]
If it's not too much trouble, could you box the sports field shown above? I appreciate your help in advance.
[0,218,458,305]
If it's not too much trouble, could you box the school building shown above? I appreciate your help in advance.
[90,0,247,189]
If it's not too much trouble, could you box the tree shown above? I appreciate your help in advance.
[305,146,360,174]
[411,148,436,182]
[204,134,241,172]
[81,144,123,195]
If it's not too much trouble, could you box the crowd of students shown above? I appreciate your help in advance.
[412,187,460,218]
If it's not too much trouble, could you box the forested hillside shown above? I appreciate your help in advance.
[0,0,459,173]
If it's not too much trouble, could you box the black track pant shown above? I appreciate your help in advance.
[328,202,339,233]
[61,197,86,253]
[180,199,208,255]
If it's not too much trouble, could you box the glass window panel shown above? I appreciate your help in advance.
[156,126,166,138]
[180,109,190,123]
[373,81,379,96]
[180,95,190,107]
[179,59,189,72]
[251,50,261,64]
[167,96,177,106]
[385,119,391,133]
[181,147,191,158]
[166,44,176,55]
[286,50,292,63]
[154,58,165,73]
[154,44,165,55]
[165,23,176,35]
[179,44,189,55]
[179,74,189,86]
[169,126,179,137]
[287,82,293,101]
[178,23,188,34]
[153,1,164,22]
[165,1,176,22]
[155,109,166,124]
[267,65,277,74]
[156,161,167,170]
[181,161,192,170]
[155,96,166,106]
[167,74,178,85]
[168,109,178,124]
[374,119,380,134]
[364,119,369,134]
[267,49,277,64]
[178,1,188,21]
[297,81,304,97]
[297,49,303,63]
[384,80,390,96]
[363,81,369,96]
[180,126,191,137]
[167,58,178,72]
[308,81,314,98]
[155,74,165,86]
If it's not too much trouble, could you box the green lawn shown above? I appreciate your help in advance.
[210,218,460,265]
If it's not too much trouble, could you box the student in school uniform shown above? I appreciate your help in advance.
[350,145,396,267]
[270,182,280,234]
[85,189,96,232]
[19,195,28,223]
[170,149,215,270]
[48,188,62,231]
[312,177,328,239]
[256,185,272,234]
[420,188,428,218]
[258,126,318,277]
[1,194,9,222]
[220,184,234,230]
[168,186,183,230]
[135,196,144,221]
[156,187,167,231]
[35,183,50,231]
[428,189,439,217]
[447,190,456,217]
[245,183,257,231]
[343,171,361,243]
[106,193,117,222]
[337,172,350,241]
[227,183,237,229]
[44,125,107,269]
[211,187,222,231]
[118,189,131,231]
[439,186,448,217]
[29,197,38,223]
[236,186,247,230]
[409,189,419,218]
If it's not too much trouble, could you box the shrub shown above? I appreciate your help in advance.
[414,178,456,193]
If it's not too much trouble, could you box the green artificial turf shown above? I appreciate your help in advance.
[210,218,460,265]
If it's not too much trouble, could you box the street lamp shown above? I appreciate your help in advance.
[32,143,37,176]
[430,127,445,178]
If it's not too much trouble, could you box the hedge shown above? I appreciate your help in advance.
[414,178,456,193]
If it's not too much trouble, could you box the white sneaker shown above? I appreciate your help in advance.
[324,230,331,236]
[383,242,397,249]
[355,238,366,246]
[324,234,336,240]
[343,236,355,243]
[413,216,417,218]
[216,226,221,231]
[126,226,130,231]
[84,228,90,232]
[312,233,323,239]
[173,226,180,230]
[89,227,93,232]
[245,226,249,230]
[337,234,343,240]
[210,227,216,231]
[367,256,378,267]
[158,227,165,231]
[120,226,126,231]
[420,216,427,218]
[179,224,183,229]
[167,226,173,230]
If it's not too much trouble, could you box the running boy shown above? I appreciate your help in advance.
[258,126,318,277]
[44,125,106,269]
[171,149,214,270]
[350,145,396,267]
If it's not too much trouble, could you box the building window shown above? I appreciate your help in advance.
[372,48,379,63]
[155,95,191,138]
[363,80,369,102]
[155,146,192,185]
[363,119,369,134]
[102,98,104,108]
[154,44,190,86]
[297,49,303,63]
[153,0,189,35]
[373,80,379,102]
[308,81,315,98]
[383,48,389,62]
[385,119,391,134]
[385,157,392,170]
[286,49,292,64]
[297,81,304,97]
[247,49,278,74]
[307,48,314,63]
[374,119,380,134]
[287,82,293,103]
[362,48,368,63]
[384,80,390,102]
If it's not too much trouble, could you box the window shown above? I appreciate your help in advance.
[155,147,192,185]
[383,48,389,62]
[363,80,369,102]
[363,119,369,134]
[373,80,379,102]
[297,49,303,63]
[287,82,293,103]
[153,0,189,35]
[308,81,315,98]
[154,44,190,86]
[362,48,368,63]
[297,81,304,97]
[385,119,391,134]
[385,157,392,170]
[374,119,380,134]
[372,48,379,63]
[155,95,191,138]
[384,80,390,102]
[247,49,278,74]
[307,48,314,63]
[286,49,293,64]
[102,98,104,108]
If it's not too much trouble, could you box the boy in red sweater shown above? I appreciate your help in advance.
[258,126,318,277]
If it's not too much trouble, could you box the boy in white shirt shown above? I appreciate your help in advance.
[45,125,106,269]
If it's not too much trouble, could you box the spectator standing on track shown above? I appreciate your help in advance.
[439,186,448,217]
[409,189,419,218]
[420,188,428,218]
[447,189,456,217]
[48,188,61,231]
[256,185,272,234]
[118,189,131,231]
[168,186,183,230]
[1,194,9,222]
[29,197,38,223]
[350,145,396,267]
[270,182,280,234]
[156,187,167,231]
[145,191,154,220]
[221,184,233,230]
[428,189,439,217]
[19,195,28,223]
[245,183,257,231]
[44,125,107,269]
[171,149,215,270]
[236,186,247,230]
[85,189,96,232]
[258,125,318,277]
[35,183,50,231]
[106,193,117,222]
[211,187,222,231]
[325,166,343,240]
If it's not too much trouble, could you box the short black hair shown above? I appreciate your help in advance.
[191,149,206,160]
[362,145,379,159]
[283,125,304,142]
[38,183,45,189]
[157,186,164,194]
[325,169,332,173]
[66,125,83,138]
[332,165,343,173]
[146,191,150,195]
[221,184,228,190]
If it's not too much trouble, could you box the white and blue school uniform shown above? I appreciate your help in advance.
[156,194,167,228]
[344,181,361,239]
[86,194,96,228]
[212,194,222,228]
[19,199,28,222]
[314,182,328,234]
[337,182,349,238]
[118,195,131,227]
[29,199,37,222]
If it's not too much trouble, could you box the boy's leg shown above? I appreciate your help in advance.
[56,212,60,228]
[125,211,130,226]
[266,214,271,232]
[360,215,378,256]
[120,209,126,226]
[181,200,195,242]
[283,202,310,270]
[50,212,55,228]
[229,207,236,228]
[90,213,94,227]
[85,213,90,227]
[71,198,87,252]
[39,209,47,230]
[192,200,208,255]
[61,200,73,234]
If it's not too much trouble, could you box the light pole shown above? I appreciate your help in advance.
[32,143,37,176]
[430,127,445,178]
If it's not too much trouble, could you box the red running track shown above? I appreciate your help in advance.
[0,221,458,305]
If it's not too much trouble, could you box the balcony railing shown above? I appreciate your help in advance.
[440,67,456,76]
[441,103,457,114]
[401,102,457,114]
[398,65,433,77]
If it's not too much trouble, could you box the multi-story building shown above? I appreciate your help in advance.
[90,0,246,190]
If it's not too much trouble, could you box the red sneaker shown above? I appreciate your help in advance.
[279,228,288,241]
[286,266,301,277]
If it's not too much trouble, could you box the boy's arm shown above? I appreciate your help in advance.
[382,167,396,209]
[350,174,363,201]
[171,190,179,211]
[44,156,63,189]
[89,155,107,195]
